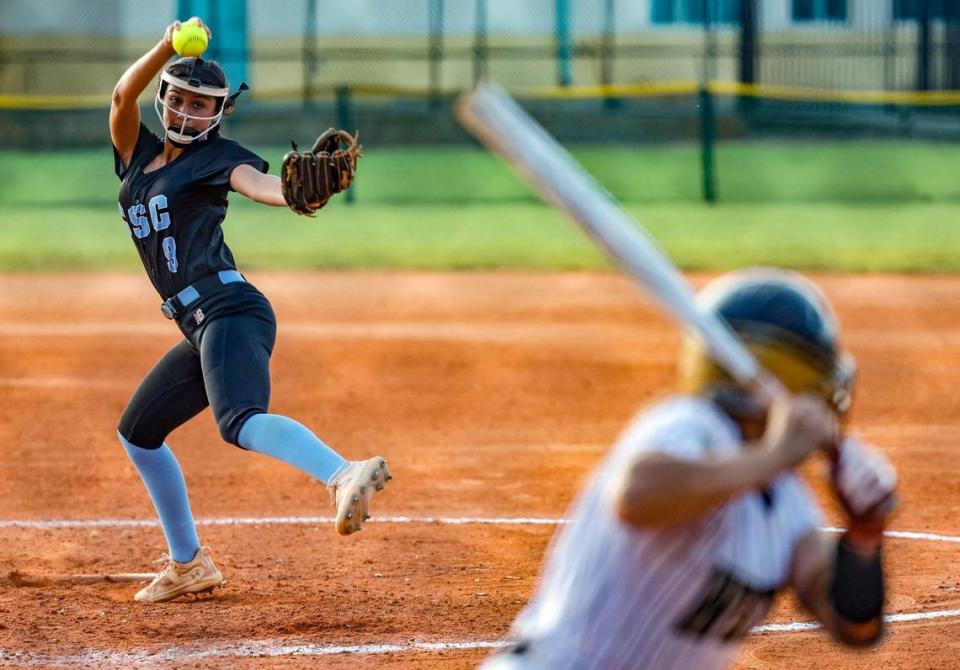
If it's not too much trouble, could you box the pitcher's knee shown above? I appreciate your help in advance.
[217,407,265,447]
[117,413,165,450]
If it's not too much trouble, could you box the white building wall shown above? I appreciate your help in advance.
[0,0,934,95]
[851,0,893,28]
[760,0,791,29]
[0,0,898,37]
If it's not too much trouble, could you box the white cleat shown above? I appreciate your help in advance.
[134,546,223,603]
[328,457,391,536]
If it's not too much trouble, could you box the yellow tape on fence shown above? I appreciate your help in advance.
[348,83,442,98]
[709,81,960,105]
[0,93,113,110]
[529,81,700,100]
[5,80,960,110]
[531,80,960,105]
[0,84,438,109]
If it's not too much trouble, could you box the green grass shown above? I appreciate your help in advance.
[2,140,960,272]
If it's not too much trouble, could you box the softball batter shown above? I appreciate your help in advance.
[110,18,389,604]
[483,269,897,669]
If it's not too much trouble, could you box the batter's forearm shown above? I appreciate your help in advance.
[791,531,885,647]
[614,448,789,528]
[823,532,885,646]
[113,40,175,106]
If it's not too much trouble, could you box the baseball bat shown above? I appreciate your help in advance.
[454,82,784,401]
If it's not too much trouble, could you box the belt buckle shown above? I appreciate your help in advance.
[160,301,176,319]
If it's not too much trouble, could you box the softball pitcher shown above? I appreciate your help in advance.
[483,269,898,670]
[110,18,390,604]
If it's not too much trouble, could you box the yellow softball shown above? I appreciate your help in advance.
[172,20,208,58]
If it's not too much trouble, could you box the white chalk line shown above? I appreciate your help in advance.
[2,608,960,667]
[3,516,960,545]
[0,520,957,663]
[821,526,960,544]
[754,607,960,633]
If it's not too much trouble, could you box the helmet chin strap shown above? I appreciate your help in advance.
[165,124,213,146]
[165,131,198,149]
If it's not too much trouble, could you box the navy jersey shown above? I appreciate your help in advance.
[114,124,268,299]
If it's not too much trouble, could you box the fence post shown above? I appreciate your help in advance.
[701,0,717,203]
[303,0,317,109]
[473,0,488,84]
[429,0,444,108]
[601,0,620,109]
[336,85,356,205]
[946,1,960,89]
[918,0,932,90]
[699,87,717,204]
[738,0,757,116]
[884,0,896,93]
[555,0,572,87]
[738,0,756,85]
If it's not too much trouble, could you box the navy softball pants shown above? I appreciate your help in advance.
[118,289,276,449]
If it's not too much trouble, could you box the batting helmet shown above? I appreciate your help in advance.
[680,268,856,418]
[154,57,248,146]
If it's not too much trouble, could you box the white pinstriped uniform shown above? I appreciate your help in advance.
[484,396,822,670]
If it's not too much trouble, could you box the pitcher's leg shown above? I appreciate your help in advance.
[238,413,346,482]
[198,311,274,447]
[198,312,346,479]
[117,340,208,568]
[199,311,390,534]
[119,433,200,563]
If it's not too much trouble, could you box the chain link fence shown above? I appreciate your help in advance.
[2,0,959,203]
[3,1,960,98]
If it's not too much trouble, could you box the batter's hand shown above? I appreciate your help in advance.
[764,393,840,469]
[831,437,898,545]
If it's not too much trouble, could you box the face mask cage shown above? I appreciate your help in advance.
[154,68,230,145]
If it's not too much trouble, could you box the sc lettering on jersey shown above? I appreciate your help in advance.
[118,194,178,273]
[121,202,149,239]
[149,194,171,231]
[121,194,169,239]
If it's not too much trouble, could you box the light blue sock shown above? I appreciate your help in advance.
[238,413,348,484]
[118,432,201,564]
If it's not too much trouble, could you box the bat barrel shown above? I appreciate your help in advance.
[456,82,776,395]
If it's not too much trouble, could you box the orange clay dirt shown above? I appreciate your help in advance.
[0,271,958,669]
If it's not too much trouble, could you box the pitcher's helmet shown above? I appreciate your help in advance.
[680,268,856,418]
[155,57,247,146]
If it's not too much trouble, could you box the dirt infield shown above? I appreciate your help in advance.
[1,271,959,668]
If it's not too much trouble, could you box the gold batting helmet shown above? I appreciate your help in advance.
[680,268,856,417]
